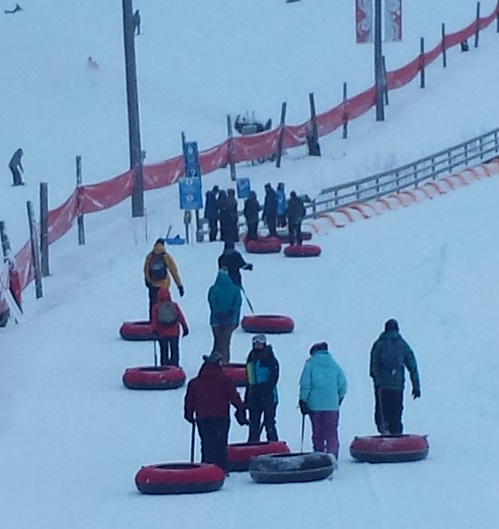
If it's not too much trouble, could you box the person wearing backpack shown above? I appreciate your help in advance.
[207,267,242,363]
[298,342,347,459]
[369,319,421,436]
[150,287,189,367]
[143,238,184,320]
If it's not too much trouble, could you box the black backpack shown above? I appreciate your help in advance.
[149,253,167,281]
[158,300,178,326]
[378,337,404,371]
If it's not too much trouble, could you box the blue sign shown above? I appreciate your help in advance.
[183,141,201,179]
[236,177,251,199]
[179,177,203,210]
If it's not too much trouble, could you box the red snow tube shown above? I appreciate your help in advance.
[284,244,321,258]
[349,434,429,463]
[122,366,186,390]
[241,314,294,334]
[245,237,281,254]
[276,231,312,243]
[227,440,291,472]
[135,462,225,494]
[119,320,155,341]
[222,363,247,387]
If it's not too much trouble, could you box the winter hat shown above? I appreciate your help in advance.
[384,319,399,332]
[309,341,328,355]
[212,185,220,193]
[264,182,271,189]
[155,237,165,246]
[202,351,223,364]
[290,191,297,198]
[252,334,267,345]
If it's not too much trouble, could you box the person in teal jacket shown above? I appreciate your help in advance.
[369,319,421,435]
[299,342,347,459]
[207,268,242,363]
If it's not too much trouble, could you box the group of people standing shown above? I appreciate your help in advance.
[204,181,307,246]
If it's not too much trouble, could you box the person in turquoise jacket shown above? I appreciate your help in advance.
[299,342,347,459]
[207,268,242,363]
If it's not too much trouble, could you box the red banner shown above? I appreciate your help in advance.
[356,0,373,43]
[384,0,402,42]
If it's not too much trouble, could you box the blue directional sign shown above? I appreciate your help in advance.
[183,141,201,179]
[236,177,251,199]
[179,177,203,210]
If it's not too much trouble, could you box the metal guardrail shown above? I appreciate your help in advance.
[196,127,499,239]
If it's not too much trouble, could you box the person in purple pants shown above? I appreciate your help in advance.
[299,342,347,459]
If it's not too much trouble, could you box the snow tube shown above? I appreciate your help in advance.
[222,363,247,387]
[284,244,321,258]
[119,320,155,341]
[276,230,312,243]
[122,366,186,390]
[241,314,294,334]
[349,434,429,463]
[227,440,291,472]
[249,452,335,484]
[245,237,281,254]
[135,462,225,495]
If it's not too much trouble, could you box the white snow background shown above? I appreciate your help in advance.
[1,0,499,528]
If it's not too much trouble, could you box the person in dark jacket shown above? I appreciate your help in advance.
[369,319,421,435]
[133,9,141,35]
[286,191,306,245]
[150,287,189,366]
[8,148,24,186]
[218,240,253,288]
[244,334,280,442]
[276,182,287,228]
[184,352,248,471]
[217,190,232,243]
[243,190,261,241]
[225,188,239,243]
[207,268,242,363]
[262,183,278,238]
[204,185,220,242]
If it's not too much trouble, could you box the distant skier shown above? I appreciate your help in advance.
[262,183,278,238]
[8,148,24,186]
[217,240,253,288]
[369,319,421,435]
[133,9,141,36]
[285,191,306,245]
[86,56,99,70]
[225,188,239,243]
[299,341,347,458]
[243,190,261,241]
[4,3,23,14]
[276,182,286,228]
[204,185,220,242]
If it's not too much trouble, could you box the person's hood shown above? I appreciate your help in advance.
[310,349,334,365]
[214,269,233,287]
[198,362,223,378]
[379,330,400,340]
[157,288,171,302]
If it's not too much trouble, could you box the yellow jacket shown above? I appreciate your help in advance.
[143,240,183,290]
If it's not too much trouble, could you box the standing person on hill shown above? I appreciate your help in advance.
[243,190,261,241]
[262,183,278,238]
[225,188,239,243]
[286,191,306,246]
[217,240,253,288]
[217,190,230,243]
[245,334,280,442]
[204,185,220,242]
[276,182,287,228]
[369,319,421,435]
[299,342,347,459]
[143,238,184,320]
[150,287,189,367]
[8,148,24,186]
[207,268,242,363]
[133,9,141,36]
[184,351,249,472]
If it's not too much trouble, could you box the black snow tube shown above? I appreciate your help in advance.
[276,230,313,243]
[245,237,281,254]
[241,314,294,334]
[135,462,225,494]
[222,363,247,387]
[227,441,291,472]
[249,452,335,484]
[349,434,429,463]
[284,244,321,258]
[122,366,186,390]
[119,320,155,341]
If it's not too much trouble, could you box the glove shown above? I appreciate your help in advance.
[412,388,421,399]
[178,285,185,297]
[235,408,249,426]
[184,412,195,424]
[182,327,189,337]
[298,399,310,415]
[244,263,254,271]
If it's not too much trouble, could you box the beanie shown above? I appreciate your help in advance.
[310,342,328,355]
[384,319,399,332]
[202,351,222,365]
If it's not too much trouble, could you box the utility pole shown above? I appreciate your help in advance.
[122,0,144,217]
[374,0,385,121]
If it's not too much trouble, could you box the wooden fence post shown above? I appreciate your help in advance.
[226,115,237,182]
[39,182,50,277]
[26,201,43,299]
[342,82,348,139]
[275,102,287,168]
[419,38,426,88]
[308,93,321,156]
[441,23,447,68]
[474,2,481,48]
[76,155,86,245]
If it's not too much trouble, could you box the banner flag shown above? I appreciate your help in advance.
[356,0,373,43]
[384,0,402,42]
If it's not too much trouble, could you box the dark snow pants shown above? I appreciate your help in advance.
[10,166,23,186]
[196,417,230,470]
[288,220,303,245]
[158,336,180,367]
[147,285,160,320]
[208,218,218,241]
[374,388,403,435]
[248,400,278,442]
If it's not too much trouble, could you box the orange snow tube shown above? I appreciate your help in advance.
[349,434,429,463]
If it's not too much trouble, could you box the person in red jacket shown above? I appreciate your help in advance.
[184,352,248,471]
[151,287,189,367]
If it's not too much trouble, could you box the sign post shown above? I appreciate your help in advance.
[181,136,203,242]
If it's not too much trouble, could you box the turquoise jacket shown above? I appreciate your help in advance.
[299,349,347,411]
[207,271,242,326]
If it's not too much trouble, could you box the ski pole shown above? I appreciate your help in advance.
[241,286,255,314]
[300,414,306,453]
[190,421,196,463]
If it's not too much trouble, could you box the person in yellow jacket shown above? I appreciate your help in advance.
[143,238,184,319]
